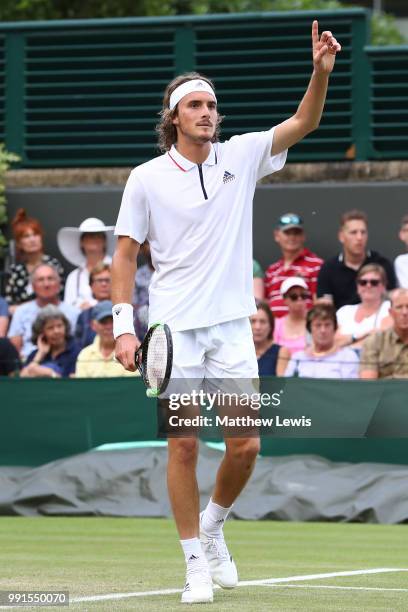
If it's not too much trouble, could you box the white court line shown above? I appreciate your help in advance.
[237,567,408,587]
[268,584,408,593]
[69,568,408,603]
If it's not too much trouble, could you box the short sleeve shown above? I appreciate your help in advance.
[8,306,24,337]
[253,259,263,279]
[257,127,287,180]
[229,128,287,182]
[0,297,9,317]
[359,334,379,374]
[115,170,149,244]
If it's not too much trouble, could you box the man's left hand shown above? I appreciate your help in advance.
[312,20,341,75]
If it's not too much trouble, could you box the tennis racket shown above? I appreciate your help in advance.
[135,323,173,397]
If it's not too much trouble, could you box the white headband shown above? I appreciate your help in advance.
[169,79,217,110]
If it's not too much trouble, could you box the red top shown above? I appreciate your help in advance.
[265,248,323,318]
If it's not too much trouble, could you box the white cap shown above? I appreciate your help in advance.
[280,277,308,296]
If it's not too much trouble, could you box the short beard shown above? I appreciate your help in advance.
[178,124,215,145]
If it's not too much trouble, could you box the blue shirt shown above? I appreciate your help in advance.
[0,297,9,317]
[75,307,96,349]
[25,338,81,378]
[258,344,280,376]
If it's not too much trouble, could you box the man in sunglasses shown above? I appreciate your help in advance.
[265,213,323,318]
[317,209,396,310]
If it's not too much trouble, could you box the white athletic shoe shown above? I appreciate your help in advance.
[181,559,213,604]
[199,512,238,589]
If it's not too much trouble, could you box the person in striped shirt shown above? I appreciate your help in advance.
[265,213,323,318]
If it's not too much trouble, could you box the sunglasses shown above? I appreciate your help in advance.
[278,214,302,226]
[357,279,381,287]
[286,292,310,301]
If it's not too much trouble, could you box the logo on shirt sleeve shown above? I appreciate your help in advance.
[223,170,235,184]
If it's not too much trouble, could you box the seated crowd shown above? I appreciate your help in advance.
[254,209,408,379]
[0,210,141,378]
[1,207,408,380]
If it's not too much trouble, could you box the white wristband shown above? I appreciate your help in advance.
[112,303,135,339]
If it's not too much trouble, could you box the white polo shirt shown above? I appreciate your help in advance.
[115,127,287,332]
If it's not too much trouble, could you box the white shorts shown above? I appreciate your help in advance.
[168,317,258,390]
[158,318,260,436]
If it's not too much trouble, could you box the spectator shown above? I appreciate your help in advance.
[0,296,9,337]
[75,262,111,349]
[75,300,139,378]
[21,305,80,378]
[360,288,408,379]
[58,217,115,310]
[273,277,308,355]
[336,264,391,350]
[5,208,65,313]
[394,214,408,288]
[265,213,323,318]
[250,300,290,376]
[253,259,264,300]
[317,210,396,310]
[8,263,79,359]
[133,241,154,339]
[285,304,359,378]
[0,338,20,376]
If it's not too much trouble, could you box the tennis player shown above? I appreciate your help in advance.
[112,21,340,604]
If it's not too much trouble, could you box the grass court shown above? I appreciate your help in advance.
[0,518,407,611]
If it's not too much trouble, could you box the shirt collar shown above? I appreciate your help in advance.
[389,328,407,345]
[168,144,217,172]
[338,250,372,263]
[94,335,115,360]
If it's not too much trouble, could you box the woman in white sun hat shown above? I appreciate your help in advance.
[57,217,115,309]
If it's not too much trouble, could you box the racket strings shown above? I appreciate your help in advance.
[145,326,168,390]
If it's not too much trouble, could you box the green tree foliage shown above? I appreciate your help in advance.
[0,0,405,45]
[0,146,20,258]
[371,11,405,46]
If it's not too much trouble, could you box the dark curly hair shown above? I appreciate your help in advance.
[155,72,224,152]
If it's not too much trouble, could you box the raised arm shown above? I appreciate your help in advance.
[272,20,341,155]
[111,235,140,371]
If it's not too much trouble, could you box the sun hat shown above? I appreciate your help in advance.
[57,217,115,267]
[280,276,308,296]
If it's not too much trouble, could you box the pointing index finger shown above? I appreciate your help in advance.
[312,20,319,45]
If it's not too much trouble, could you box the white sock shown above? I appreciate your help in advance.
[201,498,232,536]
[180,537,205,565]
